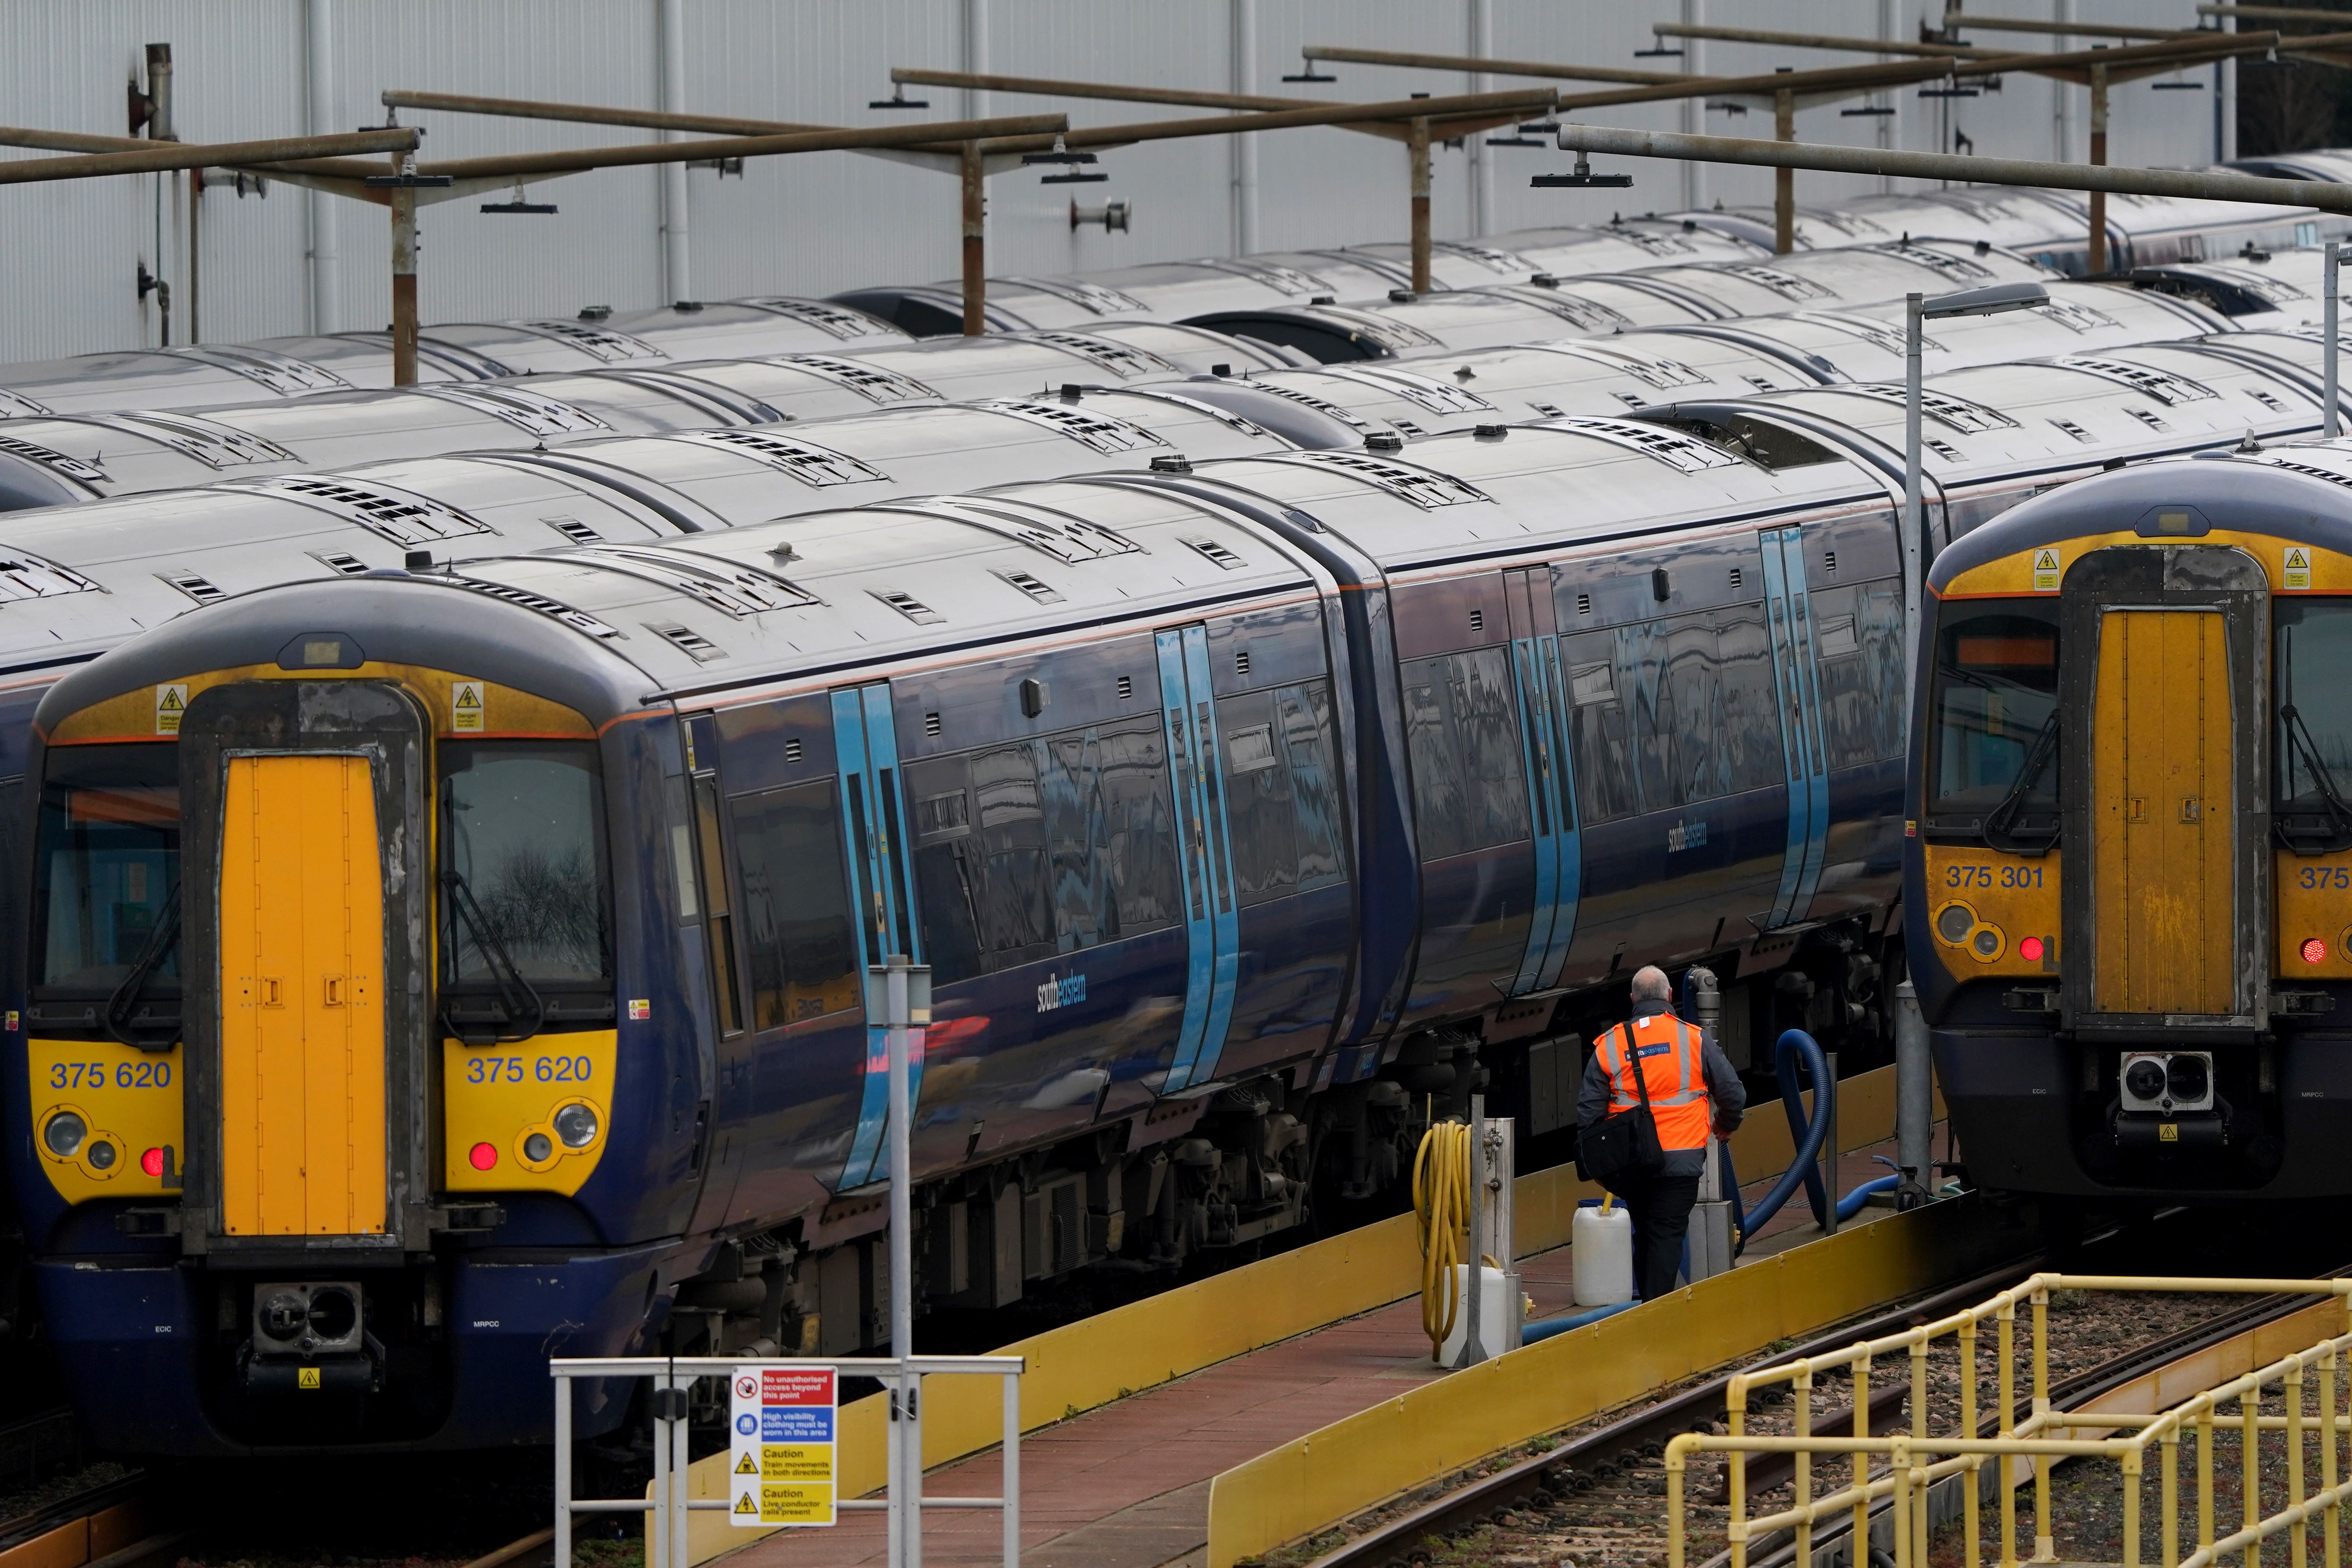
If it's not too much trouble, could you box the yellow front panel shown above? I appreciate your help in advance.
[27,1038,184,1202]
[219,754,387,1236]
[2278,849,2352,975]
[1921,846,2061,979]
[441,1030,617,1194]
[2090,610,2234,1015]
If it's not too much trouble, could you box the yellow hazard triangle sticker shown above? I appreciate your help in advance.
[2032,547,2060,592]
[2286,546,2313,590]
[734,1491,758,1514]
[736,1451,759,1474]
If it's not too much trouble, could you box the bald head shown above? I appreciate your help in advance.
[1630,965,1672,1005]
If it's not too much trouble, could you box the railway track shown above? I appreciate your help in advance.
[1296,1219,2352,1568]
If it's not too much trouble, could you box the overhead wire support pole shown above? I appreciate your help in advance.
[1408,115,1431,293]
[2327,241,2341,441]
[2088,60,2109,274]
[962,140,985,334]
[1774,87,1795,255]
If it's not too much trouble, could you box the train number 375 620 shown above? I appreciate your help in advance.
[1945,864,2044,889]
[2298,865,2352,890]
[464,1055,594,1085]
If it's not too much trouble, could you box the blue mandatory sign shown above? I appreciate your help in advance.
[736,1413,758,1436]
[761,1407,835,1442]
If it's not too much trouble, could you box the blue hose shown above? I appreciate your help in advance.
[1718,1029,1899,1253]
[1519,1298,1637,1344]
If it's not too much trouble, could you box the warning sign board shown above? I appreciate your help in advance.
[2031,548,2061,593]
[2285,546,2313,592]
[155,683,188,735]
[730,1365,837,1527]
[451,678,485,733]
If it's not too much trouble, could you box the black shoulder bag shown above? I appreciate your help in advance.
[1579,1024,1667,1193]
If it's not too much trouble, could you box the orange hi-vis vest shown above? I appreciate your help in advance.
[1598,1011,1712,1152]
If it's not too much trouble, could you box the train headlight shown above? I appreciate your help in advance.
[523,1132,554,1164]
[2167,1054,2211,1103]
[42,1110,86,1158]
[554,1103,599,1149]
[85,1139,117,1171]
[1970,924,2005,961]
[1935,903,1975,944]
[2124,1058,2168,1103]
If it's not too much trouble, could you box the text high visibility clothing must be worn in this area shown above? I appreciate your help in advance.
[1597,1014,1712,1151]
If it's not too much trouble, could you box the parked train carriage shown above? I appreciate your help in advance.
[2123,252,2331,327]
[0,302,910,419]
[0,327,1304,511]
[1905,440,2352,1203]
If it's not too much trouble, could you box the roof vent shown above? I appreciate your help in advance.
[577,305,613,321]
[1388,288,1414,303]
[1474,424,1507,441]
[873,589,945,625]
[672,299,705,313]
[1182,536,1246,571]
[648,623,722,661]
[548,517,602,544]
[1149,454,1193,474]
[160,569,226,604]
[1529,273,1560,288]
[1364,431,1405,452]
[994,568,1063,604]
[312,551,369,576]
[1310,294,1336,305]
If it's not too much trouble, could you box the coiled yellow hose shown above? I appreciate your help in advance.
[1413,1120,1472,1361]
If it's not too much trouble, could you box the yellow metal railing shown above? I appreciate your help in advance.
[1666,1274,2352,1568]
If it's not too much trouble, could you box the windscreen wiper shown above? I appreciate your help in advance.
[440,870,547,1044]
[1982,712,2060,856]
[104,887,182,1049]
[2277,702,2352,855]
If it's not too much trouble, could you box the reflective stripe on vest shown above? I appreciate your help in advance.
[1598,1013,1712,1151]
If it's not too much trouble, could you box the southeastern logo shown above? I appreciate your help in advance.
[1666,820,1708,853]
[1036,973,1087,1013]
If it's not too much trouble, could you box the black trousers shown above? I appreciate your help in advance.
[1617,1170,1704,1301]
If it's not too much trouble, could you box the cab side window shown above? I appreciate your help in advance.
[728,781,859,1028]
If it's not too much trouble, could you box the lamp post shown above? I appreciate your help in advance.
[1904,280,2049,716]
[2327,240,2341,441]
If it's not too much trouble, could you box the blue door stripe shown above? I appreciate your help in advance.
[1759,533,1809,929]
[1537,634,1582,990]
[1508,636,1557,997]
[1157,630,1215,1093]
[835,683,927,1192]
[1781,540,1833,916]
[1182,625,1243,1085]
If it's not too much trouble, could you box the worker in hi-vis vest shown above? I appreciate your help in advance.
[1576,965,1747,1301]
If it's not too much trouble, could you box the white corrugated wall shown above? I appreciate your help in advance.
[0,0,2234,360]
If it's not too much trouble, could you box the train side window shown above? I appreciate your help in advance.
[1811,580,1907,770]
[1563,632,1640,825]
[1218,690,1297,904]
[1039,730,1122,947]
[968,743,1055,971]
[1096,722,1183,929]
[1402,649,1532,861]
[904,755,982,986]
[1712,603,1787,793]
[1927,603,2060,817]
[1282,683,1348,891]
[2276,601,2352,811]
[728,781,858,1028]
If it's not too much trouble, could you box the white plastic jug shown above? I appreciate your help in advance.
[1437,1264,1516,1364]
[1572,1202,1635,1306]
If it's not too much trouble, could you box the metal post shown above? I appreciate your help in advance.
[1903,290,1925,720]
[1482,1112,1519,1337]
[1467,0,1493,237]
[1685,969,1733,1281]
[1896,980,1933,1210]
[2327,241,2341,440]
[1230,0,1259,254]
[658,0,692,305]
[960,141,985,336]
[886,955,922,1568]
[1456,1092,1487,1366]
[670,1368,690,1568]
[390,182,418,386]
[1002,1371,1021,1568]
[555,1374,573,1568]
[1821,1050,1841,1234]
[305,0,339,334]
[188,167,200,344]
[2088,61,2109,273]
[1774,87,1795,254]
[650,1368,670,1568]
[1408,115,1432,294]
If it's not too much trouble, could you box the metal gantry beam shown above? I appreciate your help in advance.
[0,126,416,184]
[1937,13,2202,41]
[1294,44,1686,87]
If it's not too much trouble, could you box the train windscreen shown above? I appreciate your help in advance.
[437,741,613,1005]
[32,744,181,1000]
[1927,602,2060,825]
[2276,600,2352,850]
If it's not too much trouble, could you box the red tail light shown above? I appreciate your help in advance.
[140,1147,164,1178]
[2303,937,2329,965]
[2019,936,2045,962]
[469,1142,498,1170]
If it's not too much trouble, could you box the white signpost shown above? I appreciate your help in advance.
[730,1365,839,1528]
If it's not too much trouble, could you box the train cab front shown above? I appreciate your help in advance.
[6,577,694,1455]
[1909,463,2352,1203]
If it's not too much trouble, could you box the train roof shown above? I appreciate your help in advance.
[1927,440,2352,591]
[1727,340,2323,495]
[833,251,1416,337]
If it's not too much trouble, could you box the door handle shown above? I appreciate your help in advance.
[260,977,283,1008]
[2179,797,2203,824]
[323,975,346,1008]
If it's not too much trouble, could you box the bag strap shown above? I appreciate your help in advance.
[1615,1021,1656,1112]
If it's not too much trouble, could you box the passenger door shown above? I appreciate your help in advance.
[832,682,925,1190]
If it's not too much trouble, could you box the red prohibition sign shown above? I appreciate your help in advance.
[735,1375,759,1399]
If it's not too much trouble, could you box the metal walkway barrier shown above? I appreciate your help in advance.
[1665,1274,2352,1568]
[551,1353,1023,1568]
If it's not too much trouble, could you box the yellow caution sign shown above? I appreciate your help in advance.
[451,679,485,733]
[2032,548,2061,593]
[731,1364,838,1527]
[734,1492,758,1515]
[735,1451,759,1475]
[298,1366,322,1389]
[2286,546,2313,592]
[155,683,188,736]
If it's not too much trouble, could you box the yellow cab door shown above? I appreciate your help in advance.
[2089,608,2234,1015]
[217,754,387,1235]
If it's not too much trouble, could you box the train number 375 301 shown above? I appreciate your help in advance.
[1945,864,2044,889]
[2298,866,2352,890]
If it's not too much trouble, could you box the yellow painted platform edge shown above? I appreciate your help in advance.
[1204,1193,2027,1568]
[675,1062,1909,1564]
